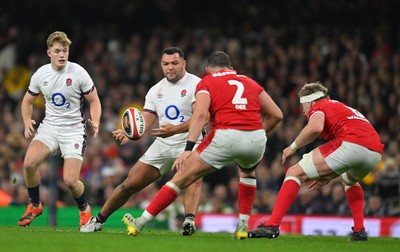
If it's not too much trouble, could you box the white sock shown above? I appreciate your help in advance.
[239,214,250,227]
[136,210,154,228]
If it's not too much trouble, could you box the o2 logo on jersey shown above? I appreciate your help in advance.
[52,93,71,109]
[165,105,185,122]
[228,80,247,110]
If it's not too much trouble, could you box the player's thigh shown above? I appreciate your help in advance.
[25,123,58,167]
[139,139,180,175]
[302,141,381,182]
[63,158,83,183]
[233,130,266,169]
[124,161,162,190]
[295,148,333,181]
[338,142,382,181]
[24,140,52,168]
[58,127,86,160]
[199,129,266,169]
[172,151,213,189]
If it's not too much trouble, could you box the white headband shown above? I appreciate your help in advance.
[300,91,325,103]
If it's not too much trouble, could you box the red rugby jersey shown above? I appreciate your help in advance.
[308,98,384,153]
[196,70,264,130]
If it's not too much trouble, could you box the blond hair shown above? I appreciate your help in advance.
[47,31,71,48]
[298,82,329,100]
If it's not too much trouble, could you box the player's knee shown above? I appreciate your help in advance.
[63,177,79,189]
[23,158,40,172]
[285,165,307,182]
[187,171,203,186]
[171,173,196,190]
[191,178,202,187]
[120,181,139,195]
[341,172,358,187]
[284,175,302,185]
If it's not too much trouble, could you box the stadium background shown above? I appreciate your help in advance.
[0,0,399,235]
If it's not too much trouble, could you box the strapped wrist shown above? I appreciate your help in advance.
[185,141,196,151]
[290,141,298,151]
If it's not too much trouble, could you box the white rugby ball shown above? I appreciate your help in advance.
[121,107,145,140]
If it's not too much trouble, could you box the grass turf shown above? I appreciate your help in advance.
[1,226,399,252]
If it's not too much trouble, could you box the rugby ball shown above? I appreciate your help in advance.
[121,107,145,140]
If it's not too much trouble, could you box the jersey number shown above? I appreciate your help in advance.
[347,106,365,118]
[228,80,247,110]
[346,106,368,121]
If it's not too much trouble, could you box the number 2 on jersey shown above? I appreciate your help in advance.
[228,80,247,110]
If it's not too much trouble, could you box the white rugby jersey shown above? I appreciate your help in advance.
[28,61,94,127]
[144,72,201,145]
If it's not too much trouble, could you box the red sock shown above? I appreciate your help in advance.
[238,180,256,215]
[267,179,300,226]
[346,185,365,232]
[146,185,178,216]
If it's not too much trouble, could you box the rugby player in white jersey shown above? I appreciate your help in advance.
[18,31,102,227]
[81,47,203,236]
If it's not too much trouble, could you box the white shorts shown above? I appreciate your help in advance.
[139,138,198,176]
[299,141,382,180]
[197,129,267,169]
[33,122,86,160]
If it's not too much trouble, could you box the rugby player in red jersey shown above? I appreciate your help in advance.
[121,51,283,239]
[248,82,383,241]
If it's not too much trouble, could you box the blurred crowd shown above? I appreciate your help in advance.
[0,1,399,218]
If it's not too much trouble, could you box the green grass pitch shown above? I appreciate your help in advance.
[1,226,399,252]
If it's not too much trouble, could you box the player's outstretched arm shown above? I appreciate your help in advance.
[112,129,130,145]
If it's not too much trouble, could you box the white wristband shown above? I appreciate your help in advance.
[290,141,298,151]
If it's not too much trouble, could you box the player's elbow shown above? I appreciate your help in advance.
[269,109,284,125]
[307,124,323,136]
[274,110,284,122]
[203,112,210,126]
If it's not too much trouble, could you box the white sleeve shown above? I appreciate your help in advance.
[78,67,94,93]
[143,85,157,112]
[27,71,41,94]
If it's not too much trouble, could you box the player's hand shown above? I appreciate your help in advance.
[308,178,330,191]
[112,129,129,145]
[282,146,296,164]
[88,119,99,138]
[172,151,191,171]
[152,124,176,138]
[24,119,36,139]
